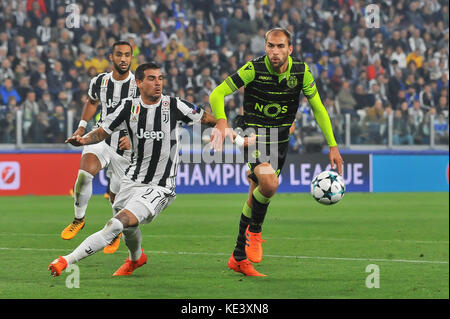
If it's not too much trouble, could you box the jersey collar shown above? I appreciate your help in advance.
[139,95,164,108]
[264,55,293,83]
[110,71,132,84]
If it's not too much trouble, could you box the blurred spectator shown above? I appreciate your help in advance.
[0,0,447,149]
[21,90,39,135]
[330,66,344,95]
[419,84,436,110]
[26,110,51,143]
[27,0,48,28]
[363,99,385,144]
[79,34,95,59]
[393,109,414,145]
[350,28,370,53]
[406,48,423,69]
[147,27,168,49]
[89,47,109,74]
[433,113,449,145]
[0,110,15,143]
[408,28,426,55]
[353,84,372,110]
[0,78,21,105]
[16,75,33,102]
[38,91,55,114]
[436,96,449,116]
[228,7,255,44]
[195,67,217,89]
[36,15,51,45]
[165,34,189,61]
[336,80,357,115]
[208,24,226,52]
[250,28,266,56]
[48,104,67,143]
[0,58,15,81]
[387,69,405,107]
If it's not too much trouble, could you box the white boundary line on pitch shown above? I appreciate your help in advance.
[0,232,447,245]
[0,246,447,265]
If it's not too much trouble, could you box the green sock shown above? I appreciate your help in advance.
[249,187,271,233]
[233,202,252,261]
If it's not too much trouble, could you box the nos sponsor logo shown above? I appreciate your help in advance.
[0,162,20,190]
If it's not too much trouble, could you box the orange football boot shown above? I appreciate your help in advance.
[245,226,266,263]
[227,255,266,277]
[103,233,122,254]
[48,256,68,277]
[61,218,85,240]
[113,249,147,276]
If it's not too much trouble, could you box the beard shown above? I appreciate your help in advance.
[113,62,130,75]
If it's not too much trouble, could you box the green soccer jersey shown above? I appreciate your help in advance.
[210,55,337,147]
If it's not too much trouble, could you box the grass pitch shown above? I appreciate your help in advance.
[0,192,448,299]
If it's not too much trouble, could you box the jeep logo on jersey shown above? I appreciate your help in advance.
[136,128,165,141]
[0,162,20,190]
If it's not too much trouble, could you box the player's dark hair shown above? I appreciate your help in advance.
[111,41,133,54]
[135,62,161,81]
[265,27,292,45]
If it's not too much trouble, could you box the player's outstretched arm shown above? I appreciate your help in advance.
[72,97,99,137]
[65,127,110,147]
[209,82,235,151]
[329,146,343,176]
[200,110,218,127]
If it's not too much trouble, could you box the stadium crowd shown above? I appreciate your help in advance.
[0,0,448,149]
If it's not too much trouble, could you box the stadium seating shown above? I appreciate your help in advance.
[0,0,448,149]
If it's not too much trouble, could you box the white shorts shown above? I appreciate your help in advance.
[112,177,176,224]
[82,141,130,194]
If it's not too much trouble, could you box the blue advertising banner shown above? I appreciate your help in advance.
[91,153,450,193]
[372,155,449,192]
[91,154,372,195]
[175,154,371,193]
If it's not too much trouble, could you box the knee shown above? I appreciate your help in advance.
[114,210,139,228]
[103,217,124,236]
[76,169,94,185]
[257,174,279,198]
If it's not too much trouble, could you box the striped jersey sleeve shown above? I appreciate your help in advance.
[87,73,105,101]
[102,98,132,134]
[175,98,204,124]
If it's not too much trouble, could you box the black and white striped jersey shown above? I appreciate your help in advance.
[101,95,203,191]
[88,71,139,159]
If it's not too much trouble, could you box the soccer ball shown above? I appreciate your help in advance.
[310,171,345,205]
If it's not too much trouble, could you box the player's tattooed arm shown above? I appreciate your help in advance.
[65,127,110,147]
[73,97,99,137]
[200,110,218,127]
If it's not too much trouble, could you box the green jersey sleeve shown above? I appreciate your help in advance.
[302,63,318,99]
[209,61,256,120]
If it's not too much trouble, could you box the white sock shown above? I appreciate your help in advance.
[63,218,124,264]
[123,226,143,261]
[73,170,94,219]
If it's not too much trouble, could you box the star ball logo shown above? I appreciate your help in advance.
[0,162,20,190]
